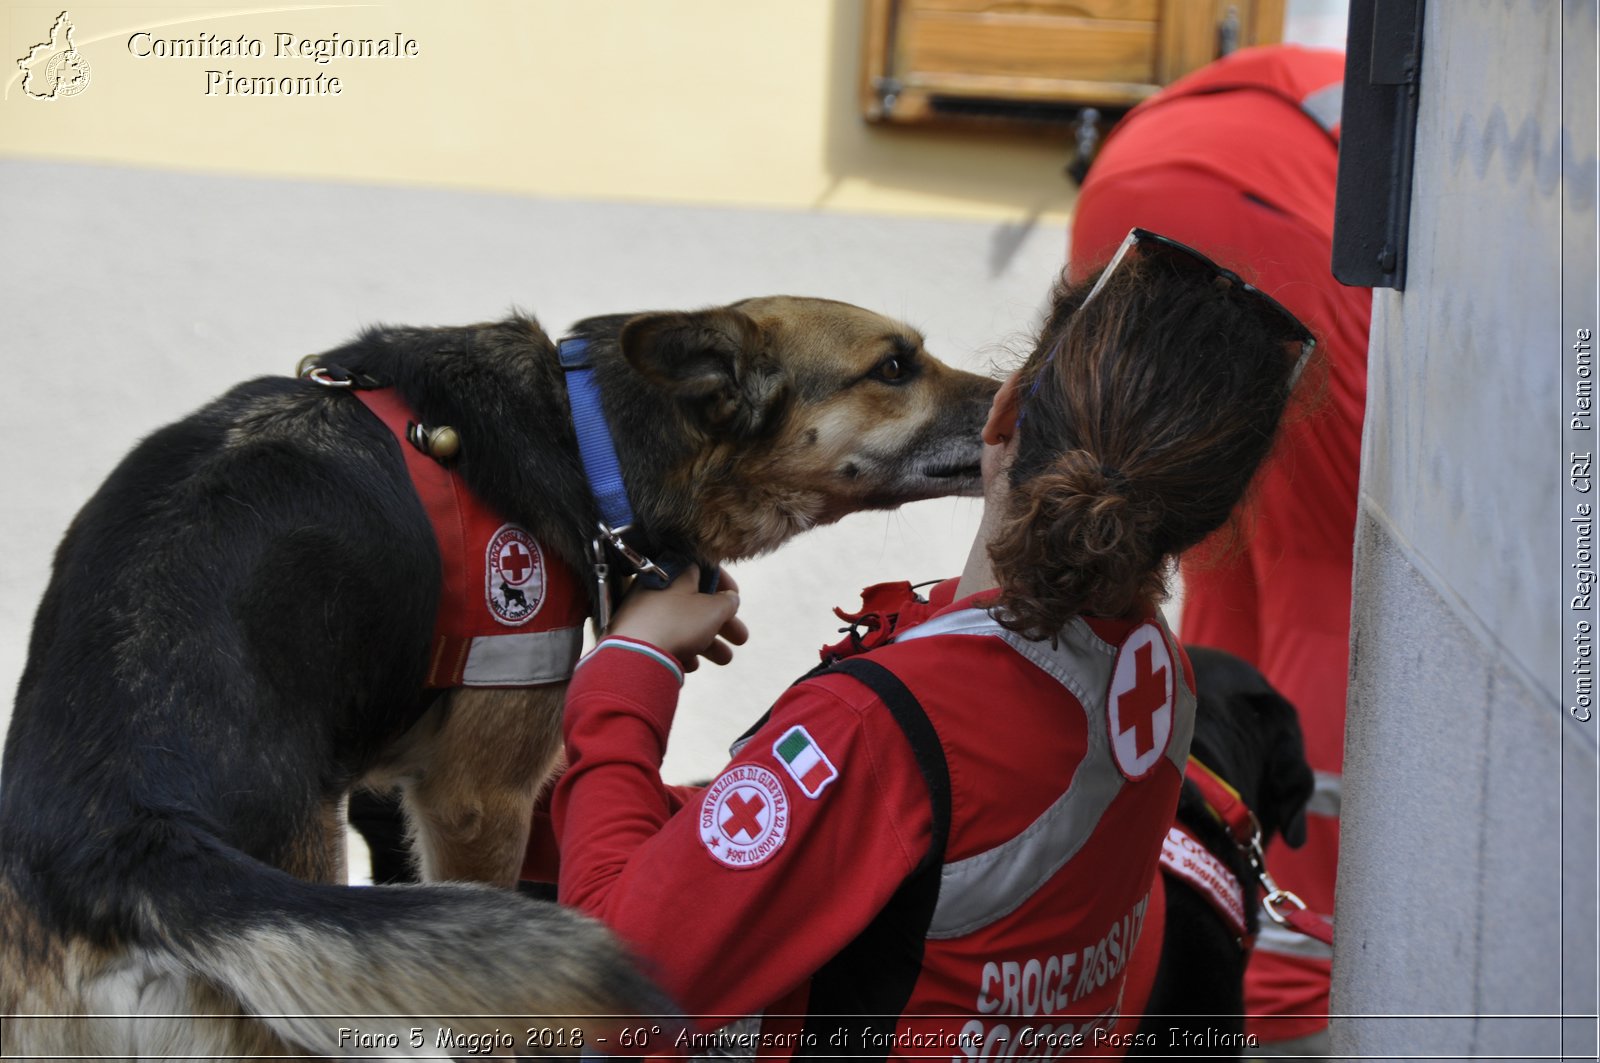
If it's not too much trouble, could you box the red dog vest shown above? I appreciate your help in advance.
[355,388,587,689]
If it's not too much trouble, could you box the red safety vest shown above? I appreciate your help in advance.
[355,388,587,688]
[846,606,1194,1058]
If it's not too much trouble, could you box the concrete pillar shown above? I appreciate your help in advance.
[1333,1,1598,1058]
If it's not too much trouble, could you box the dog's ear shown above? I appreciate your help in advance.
[619,309,784,438]
[1253,690,1315,849]
[1282,806,1309,849]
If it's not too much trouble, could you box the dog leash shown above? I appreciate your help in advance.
[1185,757,1335,948]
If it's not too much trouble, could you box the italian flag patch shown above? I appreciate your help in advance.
[772,725,838,798]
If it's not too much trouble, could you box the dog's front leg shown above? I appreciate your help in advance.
[402,684,566,887]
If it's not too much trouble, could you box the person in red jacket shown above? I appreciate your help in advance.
[538,233,1314,1058]
[1069,45,1371,1054]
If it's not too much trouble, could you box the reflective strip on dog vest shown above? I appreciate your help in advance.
[895,608,1196,939]
[1159,824,1249,939]
[458,628,584,686]
[355,388,587,689]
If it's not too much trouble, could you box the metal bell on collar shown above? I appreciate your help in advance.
[408,422,461,461]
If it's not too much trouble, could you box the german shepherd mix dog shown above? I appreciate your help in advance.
[1134,646,1315,1059]
[0,297,996,1059]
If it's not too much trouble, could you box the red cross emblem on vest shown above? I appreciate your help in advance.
[498,541,535,583]
[485,523,545,626]
[1107,623,1176,780]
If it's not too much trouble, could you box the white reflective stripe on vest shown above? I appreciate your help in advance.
[1308,770,1341,818]
[1255,912,1335,961]
[460,627,584,687]
[1299,82,1342,135]
[897,608,1195,939]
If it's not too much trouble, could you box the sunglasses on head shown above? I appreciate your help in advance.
[1022,227,1318,419]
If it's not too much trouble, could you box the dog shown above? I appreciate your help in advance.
[0,296,997,1059]
[1133,645,1316,1059]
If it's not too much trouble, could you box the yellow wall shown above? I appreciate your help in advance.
[1,1,1077,223]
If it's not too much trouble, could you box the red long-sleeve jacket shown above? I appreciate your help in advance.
[543,583,1195,1059]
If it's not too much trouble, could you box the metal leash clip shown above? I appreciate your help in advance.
[588,524,674,638]
[1246,818,1311,927]
[588,536,612,638]
[596,522,670,583]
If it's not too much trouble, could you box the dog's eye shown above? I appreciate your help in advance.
[871,356,907,383]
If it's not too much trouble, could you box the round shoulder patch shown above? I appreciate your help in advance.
[1106,622,1176,781]
[485,523,546,626]
[699,765,790,869]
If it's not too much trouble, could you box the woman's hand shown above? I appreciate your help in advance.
[607,566,749,672]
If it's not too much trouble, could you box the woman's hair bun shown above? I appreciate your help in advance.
[991,449,1160,638]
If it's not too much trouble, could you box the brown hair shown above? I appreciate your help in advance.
[990,257,1307,639]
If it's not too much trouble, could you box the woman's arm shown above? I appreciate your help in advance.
[551,574,934,1022]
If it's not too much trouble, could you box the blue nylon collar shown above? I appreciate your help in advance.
[558,336,636,533]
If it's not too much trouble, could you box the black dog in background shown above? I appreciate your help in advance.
[1133,645,1315,1058]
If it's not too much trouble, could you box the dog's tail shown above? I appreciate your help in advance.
[145,838,674,1057]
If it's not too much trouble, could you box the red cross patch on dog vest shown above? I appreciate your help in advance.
[355,388,586,688]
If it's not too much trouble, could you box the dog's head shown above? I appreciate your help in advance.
[603,296,999,560]
[1185,645,1315,848]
